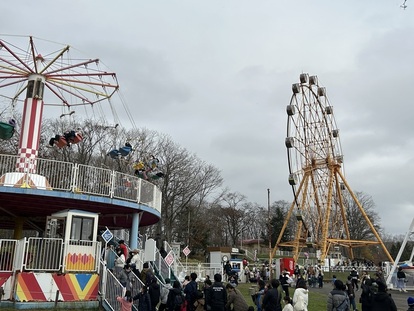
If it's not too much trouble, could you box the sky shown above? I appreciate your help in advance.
[0,1,413,236]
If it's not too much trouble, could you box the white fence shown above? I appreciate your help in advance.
[0,237,101,273]
[0,154,162,213]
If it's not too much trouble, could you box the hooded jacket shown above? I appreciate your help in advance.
[370,291,397,311]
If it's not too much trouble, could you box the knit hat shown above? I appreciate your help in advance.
[408,297,414,306]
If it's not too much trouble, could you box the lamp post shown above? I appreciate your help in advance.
[268,188,272,279]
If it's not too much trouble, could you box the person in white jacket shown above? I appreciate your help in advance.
[292,279,309,311]
[114,248,126,278]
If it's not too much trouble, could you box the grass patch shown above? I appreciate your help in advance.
[235,282,336,311]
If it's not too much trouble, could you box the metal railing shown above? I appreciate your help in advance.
[100,259,144,311]
[0,154,162,214]
[0,237,101,273]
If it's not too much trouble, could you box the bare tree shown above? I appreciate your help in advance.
[342,191,382,259]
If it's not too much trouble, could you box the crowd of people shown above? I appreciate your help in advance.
[111,247,413,311]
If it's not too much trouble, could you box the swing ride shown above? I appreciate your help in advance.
[271,73,394,264]
[0,35,162,232]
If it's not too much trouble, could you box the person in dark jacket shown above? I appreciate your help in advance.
[148,277,161,311]
[262,279,282,311]
[184,272,198,311]
[134,286,152,311]
[279,270,291,298]
[359,278,373,311]
[370,281,397,311]
[205,273,227,311]
[346,275,357,311]
[167,280,185,311]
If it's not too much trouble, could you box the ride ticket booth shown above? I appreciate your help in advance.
[46,209,100,271]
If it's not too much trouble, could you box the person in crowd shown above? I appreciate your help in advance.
[332,275,337,288]
[360,271,370,284]
[167,280,185,311]
[262,279,282,311]
[225,283,249,311]
[316,265,324,288]
[254,279,266,311]
[203,279,212,310]
[127,249,140,277]
[117,289,133,311]
[346,276,357,311]
[360,278,374,311]
[307,265,316,288]
[118,264,135,292]
[205,273,227,311]
[159,278,173,311]
[407,297,414,311]
[148,277,160,311]
[114,248,126,278]
[184,272,198,311]
[374,269,386,285]
[397,266,407,292]
[118,240,128,258]
[350,267,359,291]
[183,275,191,287]
[327,279,350,311]
[244,265,250,283]
[370,281,397,311]
[140,262,154,286]
[134,285,152,311]
[224,261,233,281]
[282,296,293,311]
[280,270,291,299]
[293,279,308,311]
[294,265,301,279]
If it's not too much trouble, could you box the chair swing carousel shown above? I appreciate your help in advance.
[0,118,16,140]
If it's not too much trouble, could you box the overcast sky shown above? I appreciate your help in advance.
[1,1,413,236]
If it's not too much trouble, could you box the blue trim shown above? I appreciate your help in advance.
[0,187,160,217]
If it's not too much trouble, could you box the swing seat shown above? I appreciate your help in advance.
[55,136,69,148]
[0,122,15,140]
[107,149,120,159]
[148,170,164,180]
[118,146,132,157]
[135,171,145,179]
[70,133,83,144]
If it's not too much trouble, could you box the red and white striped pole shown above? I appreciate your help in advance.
[16,55,45,173]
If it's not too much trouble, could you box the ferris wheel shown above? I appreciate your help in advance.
[271,73,393,263]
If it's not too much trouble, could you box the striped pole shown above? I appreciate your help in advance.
[16,71,45,173]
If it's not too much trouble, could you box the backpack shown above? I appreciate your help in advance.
[174,293,184,308]
[335,295,350,311]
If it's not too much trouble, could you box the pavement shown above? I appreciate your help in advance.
[308,284,411,311]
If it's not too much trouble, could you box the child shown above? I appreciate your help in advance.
[117,290,133,311]
[282,296,293,311]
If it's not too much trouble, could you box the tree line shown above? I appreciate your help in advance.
[0,116,410,263]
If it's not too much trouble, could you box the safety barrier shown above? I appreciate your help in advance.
[0,154,162,214]
[0,237,101,273]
